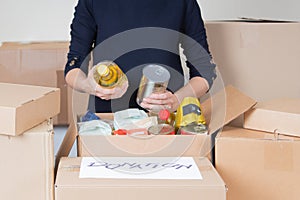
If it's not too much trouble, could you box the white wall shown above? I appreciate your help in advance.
[0,0,299,42]
[0,0,77,42]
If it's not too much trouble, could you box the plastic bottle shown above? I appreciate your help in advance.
[93,61,127,88]
[158,109,176,126]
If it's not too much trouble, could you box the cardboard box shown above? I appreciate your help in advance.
[205,20,300,102]
[54,70,89,125]
[0,42,69,125]
[0,42,68,87]
[0,82,60,136]
[215,126,300,200]
[72,85,256,158]
[55,157,226,200]
[0,121,54,200]
[244,98,300,137]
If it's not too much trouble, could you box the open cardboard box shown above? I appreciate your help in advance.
[55,157,226,200]
[215,126,300,200]
[0,82,60,136]
[55,85,256,165]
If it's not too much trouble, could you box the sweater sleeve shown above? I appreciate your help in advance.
[64,0,97,76]
[181,0,216,89]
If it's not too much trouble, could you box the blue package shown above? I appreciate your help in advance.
[81,110,100,122]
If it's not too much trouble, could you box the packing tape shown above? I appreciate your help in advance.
[264,140,294,171]
[263,129,295,141]
[62,165,81,172]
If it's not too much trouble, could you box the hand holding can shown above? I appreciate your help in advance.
[137,64,171,109]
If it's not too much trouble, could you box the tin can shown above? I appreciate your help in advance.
[136,64,170,105]
[175,97,206,129]
[148,124,175,135]
[180,123,208,135]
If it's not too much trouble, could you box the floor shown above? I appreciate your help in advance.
[53,126,77,157]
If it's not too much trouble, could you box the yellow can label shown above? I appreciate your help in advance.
[175,97,206,128]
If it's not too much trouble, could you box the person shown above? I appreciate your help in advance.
[64,0,216,113]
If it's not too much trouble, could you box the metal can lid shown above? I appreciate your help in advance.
[148,124,175,135]
[143,64,170,83]
[180,123,208,135]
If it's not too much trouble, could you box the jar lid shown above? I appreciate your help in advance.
[143,64,170,83]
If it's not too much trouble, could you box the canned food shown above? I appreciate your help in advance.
[175,97,206,129]
[180,123,208,135]
[136,64,170,105]
[148,124,175,135]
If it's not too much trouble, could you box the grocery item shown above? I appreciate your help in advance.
[175,97,206,129]
[93,61,127,88]
[158,109,176,126]
[148,124,175,135]
[136,64,170,105]
[179,122,208,135]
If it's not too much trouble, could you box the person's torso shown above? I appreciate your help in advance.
[89,0,188,112]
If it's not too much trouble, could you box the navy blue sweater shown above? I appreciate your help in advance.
[65,0,216,112]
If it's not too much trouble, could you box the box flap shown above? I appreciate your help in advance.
[0,82,58,107]
[206,19,299,23]
[202,85,257,134]
[0,41,69,50]
[254,98,300,113]
[238,17,298,23]
[244,98,300,137]
[218,126,300,141]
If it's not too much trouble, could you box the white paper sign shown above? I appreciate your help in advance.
[79,157,202,180]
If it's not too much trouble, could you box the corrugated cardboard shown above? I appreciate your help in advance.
[244,98,300,137]
[0,82,60,136]
[0,121,54,200]
[55,157,226,200]
[0,42,69,125]
[205,21,300,102]
[56,70,71,125]
[75,85,256,158]
[215,126,300,200]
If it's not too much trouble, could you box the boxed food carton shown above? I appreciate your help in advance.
[55,85,256,162]
[55,157,226,200]
[215,126,300,200]
[205,20,300,102]
[244,98,300,137]
[0,121,54,200]
[0,82,60,136]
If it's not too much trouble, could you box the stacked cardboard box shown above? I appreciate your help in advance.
[205,20,300,102]
[215,100,300,200]
[204,19,300,200]
[0,42,70,125]
[0,83,60,200]
[55,157,226,200]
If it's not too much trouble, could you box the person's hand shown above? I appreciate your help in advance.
[93,80,128,100]
[86,68,129,100]
[140,91,180,112]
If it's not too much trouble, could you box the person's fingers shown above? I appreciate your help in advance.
[140,102,166,111]
[141,91,180,112]
[143,93,174,105]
